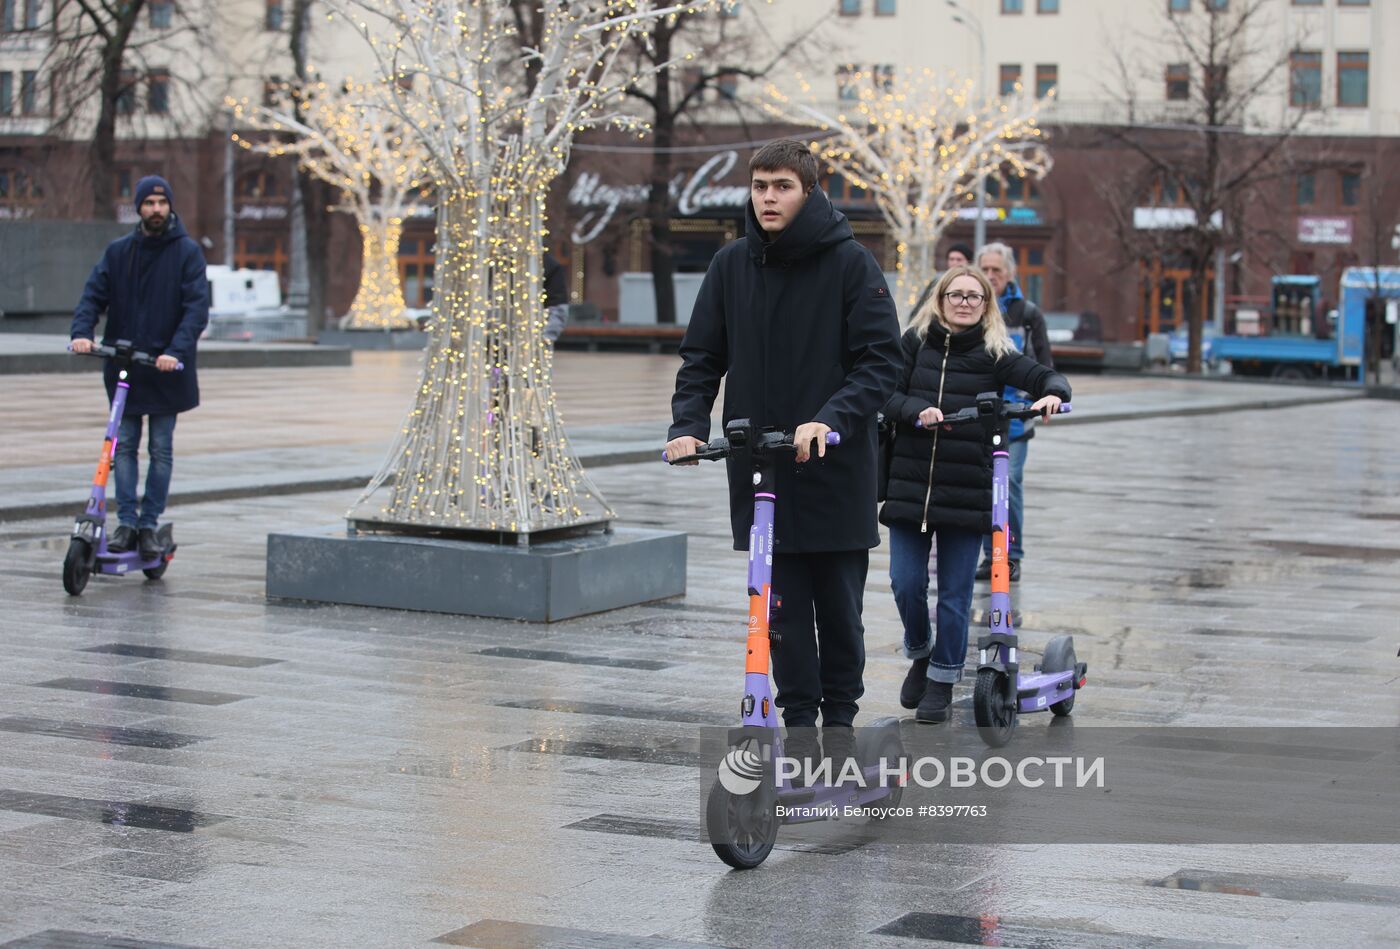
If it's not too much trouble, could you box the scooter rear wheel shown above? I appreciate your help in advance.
[973,669,1017,748]
[1041,636,1077,717]
[63,538,92,596]
[706,777,778,870]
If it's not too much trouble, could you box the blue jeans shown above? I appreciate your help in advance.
[114,413,177,530]
[889,522,982,684]
[982,435,1029,562]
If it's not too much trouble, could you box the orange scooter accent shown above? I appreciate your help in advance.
[745,586,771,674]
[93,439,113,487]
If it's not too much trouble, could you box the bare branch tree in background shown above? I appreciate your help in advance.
[1100,0,1305,372]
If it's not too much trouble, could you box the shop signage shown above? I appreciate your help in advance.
[1297,216,1353,245]
[567,150,749,243]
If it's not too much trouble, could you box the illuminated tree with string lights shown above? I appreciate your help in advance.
[767,69,1052,313]
[228,80,428,330]
[326,0,716,535]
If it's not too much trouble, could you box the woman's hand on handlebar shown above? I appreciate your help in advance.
[1031,395,1063,421]
[69,338,94,354]
[664,435,706,466]
[916,406,945,429]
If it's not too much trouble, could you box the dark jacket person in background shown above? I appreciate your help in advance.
[70,175,209,560]
[665,140,902,763]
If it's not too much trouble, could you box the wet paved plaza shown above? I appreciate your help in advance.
[0,356,1398,948]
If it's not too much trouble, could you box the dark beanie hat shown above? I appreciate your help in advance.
[948,242,974,262]
[134,175,174,211]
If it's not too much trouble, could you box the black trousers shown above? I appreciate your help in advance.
[769,549,869,729]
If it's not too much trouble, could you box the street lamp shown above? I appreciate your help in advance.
[948,0,989,253]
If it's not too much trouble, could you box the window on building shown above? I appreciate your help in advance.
[873,63,894,92]
[1289,50,1321,107]
[116,70,138,115]
[236,235,289,287]
[237,169,282,201]
[0,166,42,209]
[999,64,1021,96]
[1002,0,1024,13]
[836,63,859,100]
[265,0,284,30]
[19,69,38,115]
[8,0,41,30]
[148,70,170,115]
[1038,0,1059,12]
[680,66,705,103]
[1035,64,1057,98]
[1295,173,1314,206]
[0,73,11,115]
[1,0,15,32]
[716,71,738,100]
[1338,0,1370,6]
[1337,52,1368,107]
[1206,0,1227,9]
[719,0,741,16]
[1340,170,1360,206]
[262,76,285,107]
[1166,63,1190,100]
[1291,0,1322,5]
[149,0,172,28]
[875,0,896,14]
[399,235,436,307]
[115,168,134,201]
[1168,0,1189,12]
[838,0,860,15]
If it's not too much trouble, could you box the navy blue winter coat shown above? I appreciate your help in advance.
[70,214,209,416]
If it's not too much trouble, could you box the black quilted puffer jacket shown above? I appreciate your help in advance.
[879,320,1070,534]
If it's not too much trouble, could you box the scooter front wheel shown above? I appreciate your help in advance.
[705,777,778,870]
[973,669,1018,748]
[63,538,92,596]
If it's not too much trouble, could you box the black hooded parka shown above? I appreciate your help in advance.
[668,187,903,552]
[879,320,1071,535]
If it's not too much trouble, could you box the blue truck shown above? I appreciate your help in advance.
[1172,268,1400,381]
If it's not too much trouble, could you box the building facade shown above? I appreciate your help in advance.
[2,0,1396,339]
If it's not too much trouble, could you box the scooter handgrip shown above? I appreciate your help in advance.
[1057,402,1072,414]
[825,432,841,446]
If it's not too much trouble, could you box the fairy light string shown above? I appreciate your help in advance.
[315,0,718,534]
[228,78,429,329]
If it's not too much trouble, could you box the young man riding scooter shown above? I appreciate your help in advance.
[70,176,209,561]
[665,140,903,772]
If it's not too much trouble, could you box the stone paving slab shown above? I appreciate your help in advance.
[0,397,1398,946]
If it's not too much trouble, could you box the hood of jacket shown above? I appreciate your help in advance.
[744,186,853,265]
[132,212,190,249]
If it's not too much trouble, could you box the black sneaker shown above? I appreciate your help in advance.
[915,681,954,724]
[108,525,137,552]
[821,726,859,784]
[974,560,992,581]
[1009,560,1021,583]
[900,657,930,709]
[138,527,161,561]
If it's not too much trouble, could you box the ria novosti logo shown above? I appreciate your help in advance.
[718,750,1105,794]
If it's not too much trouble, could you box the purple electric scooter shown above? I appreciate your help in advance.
[62,340,181,596]
[932,392,1087,747]
[666,419,906,870]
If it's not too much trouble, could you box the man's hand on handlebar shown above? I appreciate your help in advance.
[70,338,94,354]
[793,421,831,463]
[1031,395,1063,421]
[155,354,179,372]
[664,435,706,466]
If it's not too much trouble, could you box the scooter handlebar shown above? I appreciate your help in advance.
[913,401,1072,428]
[70,342,183,370]
[663,430,841,464]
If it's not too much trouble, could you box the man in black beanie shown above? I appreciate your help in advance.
[70,175,209,560]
